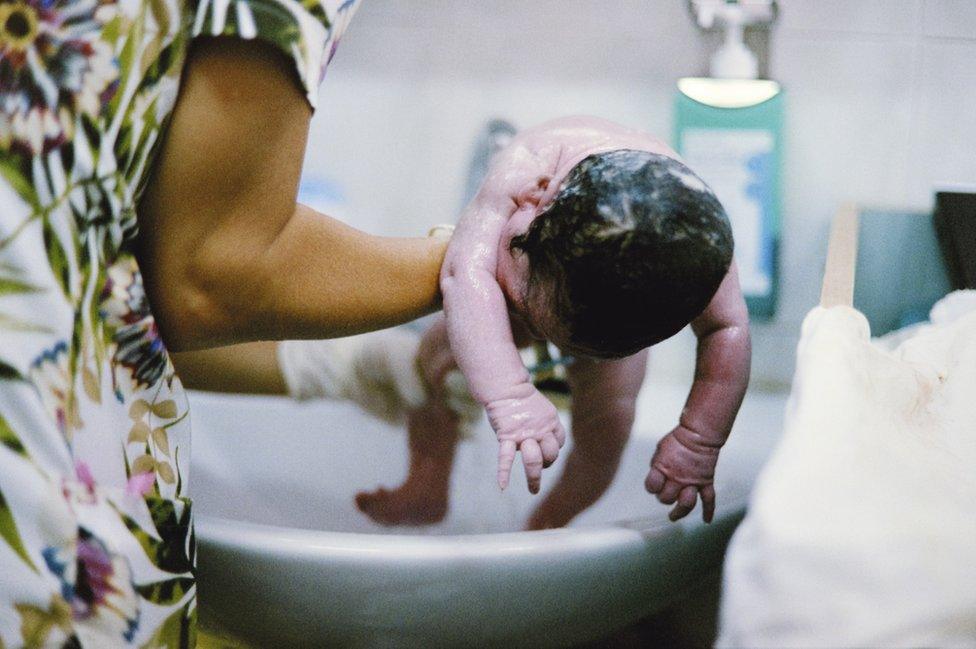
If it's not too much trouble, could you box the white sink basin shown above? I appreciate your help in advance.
[188,382,787,647]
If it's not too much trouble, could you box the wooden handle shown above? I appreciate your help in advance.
[820,203,859,308]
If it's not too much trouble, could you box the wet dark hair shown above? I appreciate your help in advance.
[510,149,733,358]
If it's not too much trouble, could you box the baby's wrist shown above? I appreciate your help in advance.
[672,421,725,455]
[485,380,536,406]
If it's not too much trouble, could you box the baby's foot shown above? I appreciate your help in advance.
[355,402,460,526]
[526,447,624,530]
[355,482,449,526]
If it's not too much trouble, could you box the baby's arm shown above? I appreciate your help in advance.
[440,178,566,493]
[527,351,647,530]
[645,263,751,522]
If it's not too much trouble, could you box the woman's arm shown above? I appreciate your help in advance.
[137,37,446,352]
[170,343,286,395]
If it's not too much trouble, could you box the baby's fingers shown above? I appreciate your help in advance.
[539,435,560,468]
[656,479,682,505]
[645,467,666,494]
[521,438,544,494]
[497,439,517,491]
[553,419,567,447]
[700,484,716,524]
[668,486,699,522]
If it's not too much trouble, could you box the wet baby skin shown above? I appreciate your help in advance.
[356,267,748,527]
[355,315,649,529]
[436,116,751,520]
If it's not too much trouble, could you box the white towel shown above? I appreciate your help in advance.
[717,292,976,648]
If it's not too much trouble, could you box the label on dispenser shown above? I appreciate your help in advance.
[674,80,783,318]
[680,128,775,297]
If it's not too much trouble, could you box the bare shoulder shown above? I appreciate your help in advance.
[140,35,311,233]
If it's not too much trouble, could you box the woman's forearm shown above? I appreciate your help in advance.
[148,205,447,351]
[260,206,447,341]
[170,342,286,394]
[187,204,447,348]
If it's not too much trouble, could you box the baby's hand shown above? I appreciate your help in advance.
[645,425,721,523]
[486,383,566,493]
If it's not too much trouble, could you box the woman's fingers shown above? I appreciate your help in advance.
[497,439,517,490]
[668,485,699,522]
[700,483,716,523]
[520,438,544,494]
[539,434,560,468]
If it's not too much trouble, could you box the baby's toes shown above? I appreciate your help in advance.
[355,488,382,510]
[355,489,389,522]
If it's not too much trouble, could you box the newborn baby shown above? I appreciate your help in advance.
[437,116,750,518]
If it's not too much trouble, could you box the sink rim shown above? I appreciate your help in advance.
[194,512,701,561]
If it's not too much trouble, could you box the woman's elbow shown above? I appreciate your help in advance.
[146,253,256,352]
[148,278,224,353]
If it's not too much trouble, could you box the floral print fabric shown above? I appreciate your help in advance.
[0,0,358,645]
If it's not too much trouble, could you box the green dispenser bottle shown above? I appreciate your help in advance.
[675,1,783,319]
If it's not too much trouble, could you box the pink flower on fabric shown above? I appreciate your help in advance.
[74,461,96,491]
[124,472,155,498]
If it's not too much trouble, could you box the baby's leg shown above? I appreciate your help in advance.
[526,351,646,530]
[524,428,629,530]
[354,400,460,526]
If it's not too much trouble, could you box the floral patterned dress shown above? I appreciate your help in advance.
[0,0,358,645]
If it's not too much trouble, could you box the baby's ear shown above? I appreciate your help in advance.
[516,175,552,207]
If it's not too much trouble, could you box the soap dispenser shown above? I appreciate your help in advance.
[675,0,783,319]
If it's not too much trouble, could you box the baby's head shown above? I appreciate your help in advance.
[508,149,733,358]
